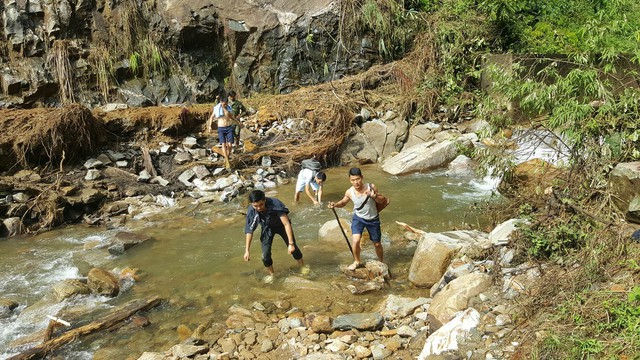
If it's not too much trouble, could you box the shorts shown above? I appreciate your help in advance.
[218,126,234,144]
[351,214,381,243]
[295,171,319,193]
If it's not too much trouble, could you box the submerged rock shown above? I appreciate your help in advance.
[108,231,151,255]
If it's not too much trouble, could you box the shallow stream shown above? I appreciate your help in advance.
[0,165,498,359]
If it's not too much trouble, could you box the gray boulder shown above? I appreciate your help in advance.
[332,312,384,331]
[382,139,465,175]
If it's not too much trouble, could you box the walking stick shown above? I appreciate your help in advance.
[331,207,354,257]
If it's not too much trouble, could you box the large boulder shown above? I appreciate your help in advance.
[340,129,382,165]
[445,155,477,177]
[318,218,352,244]
[408,234,457,288]
[382,138,472,175]
[360,115,409,160]
[427,273,492,326]
[375,294,431,321]
[404,123,440,148]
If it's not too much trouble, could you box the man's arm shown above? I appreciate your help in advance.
[369,183,385,204]
[244,209,259,261]
[304,182,318,205]
[244,232,253,261]
[280,214,296,254]
[207,110,215,132]
[316,185,323,203]
[328,190,351,209]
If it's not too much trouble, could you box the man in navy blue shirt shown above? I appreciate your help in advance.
[244,190,304,282]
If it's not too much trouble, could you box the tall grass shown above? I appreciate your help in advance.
[89,46,113,101]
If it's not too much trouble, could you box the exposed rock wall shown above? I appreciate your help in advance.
[0,0,379,108]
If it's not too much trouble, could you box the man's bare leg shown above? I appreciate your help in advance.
[222,142,231,168]
[374,242,384,263]
[348,235,362,270]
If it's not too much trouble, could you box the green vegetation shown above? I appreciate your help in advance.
[520,216,590,258]
[129,52,142,77]
[344,0,428,60]
[533,285,640,359]
[352,0,640,357]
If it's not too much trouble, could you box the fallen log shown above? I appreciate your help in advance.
[8,295,162,360]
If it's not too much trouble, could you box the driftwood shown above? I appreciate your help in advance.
[8,295,162,360]
[141,147,158,177]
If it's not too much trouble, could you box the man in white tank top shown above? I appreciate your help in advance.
[328,167,383,270]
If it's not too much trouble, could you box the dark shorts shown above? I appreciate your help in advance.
[259,226,303,268]
[218,126,234,144]
[351,215,381,243]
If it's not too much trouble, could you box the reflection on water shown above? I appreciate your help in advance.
[0,165,496,359]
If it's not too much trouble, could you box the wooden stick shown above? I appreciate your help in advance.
[331,207,354,257]
[46,315,71,327]
[8,295,162,360]
[43,321,57,342]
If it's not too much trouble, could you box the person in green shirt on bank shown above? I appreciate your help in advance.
[228,90,248,148]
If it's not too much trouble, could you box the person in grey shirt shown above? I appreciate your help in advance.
[328,167,384,270]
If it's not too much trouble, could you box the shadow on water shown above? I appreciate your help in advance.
[0,165,497,358]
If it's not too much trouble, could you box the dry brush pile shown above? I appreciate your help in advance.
[0,104,104,174]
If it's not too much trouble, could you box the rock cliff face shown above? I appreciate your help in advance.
[0,0,378,108]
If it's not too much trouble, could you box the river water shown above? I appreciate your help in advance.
[0,165,498,359]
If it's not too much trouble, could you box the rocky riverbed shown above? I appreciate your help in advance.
[0,94,546,360]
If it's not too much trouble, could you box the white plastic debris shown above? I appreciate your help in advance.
[418,308,480,359]
[155,195,176,208]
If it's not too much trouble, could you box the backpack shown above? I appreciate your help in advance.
[301,159,322,172]
[354,185,390,213]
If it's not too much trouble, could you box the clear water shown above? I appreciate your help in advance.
[0,165,497,359]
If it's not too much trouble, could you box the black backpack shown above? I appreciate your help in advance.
[301,159,322,173]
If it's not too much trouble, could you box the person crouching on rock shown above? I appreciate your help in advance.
[244,190,304,283]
